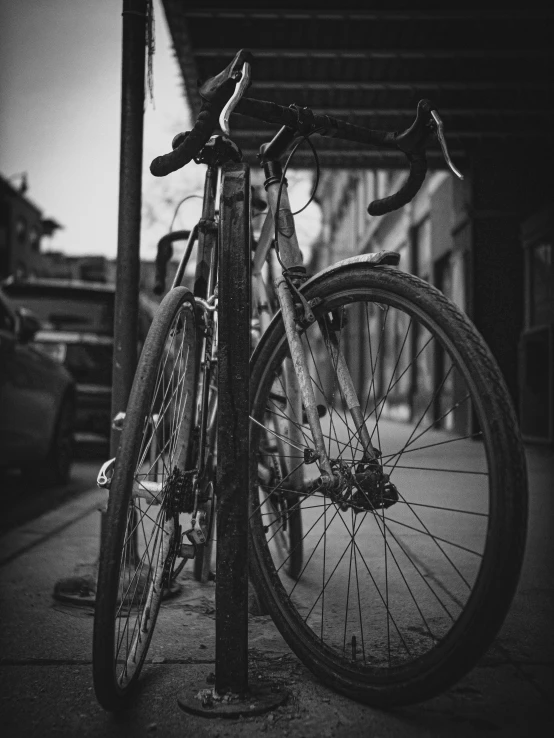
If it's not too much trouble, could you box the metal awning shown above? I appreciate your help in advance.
[161,3,554,168]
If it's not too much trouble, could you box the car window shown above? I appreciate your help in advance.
[3,290,114,335]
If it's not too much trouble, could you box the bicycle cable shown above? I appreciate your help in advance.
[169,193,203,232]
[273,131,321,273]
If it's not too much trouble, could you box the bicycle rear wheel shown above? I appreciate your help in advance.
[93,287,198,710]
[249,265,527,707]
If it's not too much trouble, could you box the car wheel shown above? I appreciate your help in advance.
[23,394,75,487]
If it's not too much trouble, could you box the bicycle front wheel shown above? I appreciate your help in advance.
[93,287,198,710]
[249,265,527,707]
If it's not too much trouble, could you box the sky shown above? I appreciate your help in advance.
[0,0,320,262]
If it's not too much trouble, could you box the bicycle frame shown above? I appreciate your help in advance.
[253,163,379,489]
[167,141,379,514]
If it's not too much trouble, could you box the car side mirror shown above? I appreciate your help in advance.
[16,307,41,343]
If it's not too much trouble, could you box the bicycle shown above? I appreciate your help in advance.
[93,49,528,710]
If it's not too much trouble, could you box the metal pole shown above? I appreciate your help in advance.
[53,0,148,607]
[177,161,287,717]
[215,162,251,696]
[110,0,147,458]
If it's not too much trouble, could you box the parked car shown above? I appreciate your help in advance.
[2,278,156,450]
[0,287,76,484]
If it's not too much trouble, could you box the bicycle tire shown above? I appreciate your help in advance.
[248,265,527,707]
[93,287,198,711]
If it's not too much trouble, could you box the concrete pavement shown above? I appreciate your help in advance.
[0,444,552,737]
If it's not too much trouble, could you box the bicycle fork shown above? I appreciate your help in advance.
[275,277,379,492]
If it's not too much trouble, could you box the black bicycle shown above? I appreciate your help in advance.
[93,50,528,710]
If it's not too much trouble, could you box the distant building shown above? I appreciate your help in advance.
[40,252,109,282]
[316,167,553,443]
[0,173,58,279]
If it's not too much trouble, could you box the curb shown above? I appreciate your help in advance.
[0,487,104,566]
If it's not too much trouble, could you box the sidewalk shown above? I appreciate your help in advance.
[0,445,552,738]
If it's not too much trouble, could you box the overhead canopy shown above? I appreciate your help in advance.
[161,2,554,168]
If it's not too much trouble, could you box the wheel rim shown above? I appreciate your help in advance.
[250,286,499,676]
[113,301,196,689]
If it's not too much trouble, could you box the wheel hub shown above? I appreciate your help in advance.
[326,461,399,512]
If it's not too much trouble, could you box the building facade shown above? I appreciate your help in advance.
[315,166,553,443]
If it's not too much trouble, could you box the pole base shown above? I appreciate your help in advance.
[177,667,288,718]
[53,563,182,608]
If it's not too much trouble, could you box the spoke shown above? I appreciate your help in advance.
[250,415,305,452]
[273,372,313,449]
[380,431,483,461]
[318,315,363,462]
[372,513,437,645]
[383,463,488,476]
[251,459,306,522]
[117,511,170,664]
[304,326,357,459]
[385,517,483,558]
[342,519,354,655]
[117,509,164,618]
[167,338,190,462]
[352,509,366,663]
[362,328,434,430]
[361,300,385,462]
[137,325,186,471]
[263,405,355,458]
[390,499,487,516]
[281,502,344,594]
[371,312,414,461]
[262,491,330,573]
[321,497,327,639]
[378,516,459,617]
[331,507,413,658]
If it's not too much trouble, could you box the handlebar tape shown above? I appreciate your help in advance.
[150,49,253,177]
[366,99,433,216]
[367,151,428,216]
[150,102,218,177]
[150,88,433,218]
[236,98,398,150]
[154,230,190,295]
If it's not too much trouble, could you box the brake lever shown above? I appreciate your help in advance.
[219,62,251,136]
[430,110,464,180]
